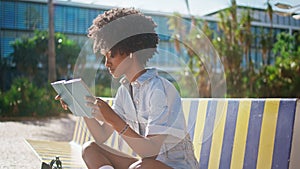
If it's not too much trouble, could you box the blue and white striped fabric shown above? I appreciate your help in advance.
[71,98,299,169]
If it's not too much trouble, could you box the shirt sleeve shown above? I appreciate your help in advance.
[146,88,186,139]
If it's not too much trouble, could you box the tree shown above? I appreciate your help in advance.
[48,0,56,82]
[10,37,40,81]
[168,13,222,97]
[257,32,300,97]
[213,0,246,97]
[169,0,296,97]
[261,0,274,65]
[0,58,10,91]
[55,32,80,79]
[10,31,80,86]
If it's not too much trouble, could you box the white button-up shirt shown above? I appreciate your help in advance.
[112,68,187,142]
[112,68,199,168]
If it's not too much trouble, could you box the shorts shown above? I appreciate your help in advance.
[156,137,199,169]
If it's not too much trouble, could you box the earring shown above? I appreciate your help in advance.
[129,53,133,59]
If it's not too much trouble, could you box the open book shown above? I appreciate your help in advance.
[51,78,94,118]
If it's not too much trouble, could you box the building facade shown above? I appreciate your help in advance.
[1,0,299,70]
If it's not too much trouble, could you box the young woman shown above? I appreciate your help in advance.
[56,8,198,169]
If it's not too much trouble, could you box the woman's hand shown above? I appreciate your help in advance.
[85,96,108,122]
[55,95,68,110]
[85,96,119,125]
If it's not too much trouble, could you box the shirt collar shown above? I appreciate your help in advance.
[120,68,158,86]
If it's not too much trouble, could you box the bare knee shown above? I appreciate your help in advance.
[82,141,112,168]
[82,141,98,159]
[82,141,107,164]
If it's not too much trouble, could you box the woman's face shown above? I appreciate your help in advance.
[103,50,132,78]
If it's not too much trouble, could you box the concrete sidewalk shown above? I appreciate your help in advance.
[0,115,76,169]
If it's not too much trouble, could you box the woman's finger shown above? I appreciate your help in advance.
[59,99,68,110]
[63,104,68,110]
[93,99,98,105]
[55,95,61,100]
[85,96,96,102]
[86,101,100,108]
[54,95,69,110]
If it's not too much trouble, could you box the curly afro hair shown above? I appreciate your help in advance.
[88,8,159,65]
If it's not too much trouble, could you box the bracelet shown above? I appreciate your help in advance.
[119,124,130,135]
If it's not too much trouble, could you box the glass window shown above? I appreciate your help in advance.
[2,1,15,29]
[295,19,300,27]
[16,2,26,29]
[286,16,291,25]
[269,50,275,65]
[259,10,266,23]
[250,27,256,48]
[255,48,263,68]
[32,4,43,29]
[77,8,88,34]
[290,17,296,26]
[265,12,272,24]
[0,1,2,28]
[272,13,278,25]
[66,7,75,33]
[258,11,263,23]
[253,10,260,22]
[0,1,3,28]
[1,1,46,31]
[41,5,48,30]
[88,9,100,25]
[159,41,169,65]
[55,6,66,32]
[278,15,284,25]
[20,2,43,30]
[0,35,2,57]
[256,27,263,48]
[153,15,171,38]
[1,36,15,58]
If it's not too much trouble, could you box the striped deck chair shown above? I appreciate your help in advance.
[182,98,300,169]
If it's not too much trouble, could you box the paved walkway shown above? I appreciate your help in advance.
[0,115,76,169]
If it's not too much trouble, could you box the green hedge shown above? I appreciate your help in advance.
[0,77,65,117]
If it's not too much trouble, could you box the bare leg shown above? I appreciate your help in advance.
[82,141,137,169]
[82,141,173,169]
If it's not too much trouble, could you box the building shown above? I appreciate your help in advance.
[1,0,299,70]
